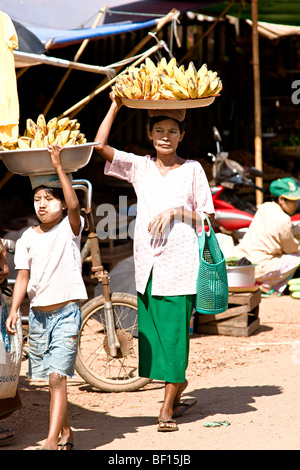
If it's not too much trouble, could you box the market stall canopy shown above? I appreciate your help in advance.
[2,0,300,50]
[12,20,45,54]
[0,0,210,50]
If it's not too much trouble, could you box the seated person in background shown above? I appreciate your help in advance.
[233,177,300,295]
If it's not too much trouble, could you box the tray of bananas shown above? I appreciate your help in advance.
[112,58,222,109]
[0,115,96,175]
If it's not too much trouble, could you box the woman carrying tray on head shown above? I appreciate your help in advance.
[95,93,214,432]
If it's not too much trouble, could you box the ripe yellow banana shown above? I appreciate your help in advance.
[58,130,71,146]
[151,75,160,96]
[197,63,208,83]
[158,88,178,100]
[70,130,80,140]
[119,74,132,87]
[57,117,69,132]
[208,70,218,81]
[7,114,86,150]
[142,74,151,99]
[173,66,188,90]
[43,135,49,147]
[65,137,76,147]
[160,74,189,99]
[112,83,125,98]
[32,126,45,148]
[145,57,157,74]
[197,75,210,98]
[113,58,222,102]
[186,62,198,83]
[166,57,176,78]
[208,77,221,96]
[128,68,143,92]
[47,128,57,145]
[213,79,223,95]
[186,64,198,99]
[17,137,31,149]
[151,91,161,100]
[46,117,58,132]
[121,85,140,99]
[76,134,87,144]
[37,114,47,134]
[26,119,37,138]
[67,119,78,130]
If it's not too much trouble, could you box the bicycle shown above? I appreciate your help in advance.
[1,179,150,393]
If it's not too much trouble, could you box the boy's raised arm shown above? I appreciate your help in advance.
[48,144,81,236]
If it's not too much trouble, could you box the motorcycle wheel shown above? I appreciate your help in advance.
[75,292,151,392]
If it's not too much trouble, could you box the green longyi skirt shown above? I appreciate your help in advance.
[137,274,195,383]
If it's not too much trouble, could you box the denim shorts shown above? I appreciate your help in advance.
[28,302,82,381]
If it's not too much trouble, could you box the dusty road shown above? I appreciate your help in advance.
[2,295,300,451]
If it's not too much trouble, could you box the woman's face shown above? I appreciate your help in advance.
[147,119,185,155]
[33,188,64,224]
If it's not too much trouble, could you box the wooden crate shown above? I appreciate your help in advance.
[194,289,261,337]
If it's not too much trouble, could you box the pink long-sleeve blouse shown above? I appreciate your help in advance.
[105,149,214,296]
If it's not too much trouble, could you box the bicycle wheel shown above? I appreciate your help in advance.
[75,292,151,392]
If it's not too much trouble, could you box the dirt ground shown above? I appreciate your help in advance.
[2,294,300,451]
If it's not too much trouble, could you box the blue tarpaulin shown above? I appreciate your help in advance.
[0,1,214,49]
[30,19,158,49]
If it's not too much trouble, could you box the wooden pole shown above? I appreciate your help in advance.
[0,170,14,190]
[58,9,179,119]
[251,0,264,206]
[43,4,108,117]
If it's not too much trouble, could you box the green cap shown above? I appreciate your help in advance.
[270,177,300,201]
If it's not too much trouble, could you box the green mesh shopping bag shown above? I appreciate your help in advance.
[195,214,228,314]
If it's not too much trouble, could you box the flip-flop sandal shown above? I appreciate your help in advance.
[172,398,197,418]
[58,441,74,450]
[157,419,178,432]
[261,290,281,298]
[0,428,15,447]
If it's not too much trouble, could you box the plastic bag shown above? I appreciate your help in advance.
[0,295,23,399]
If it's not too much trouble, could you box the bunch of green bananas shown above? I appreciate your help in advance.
[1,114,87,151]
[288,279,300,299]
[112,57,222,101]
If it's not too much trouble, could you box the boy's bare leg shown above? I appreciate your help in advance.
[42,373,73,450]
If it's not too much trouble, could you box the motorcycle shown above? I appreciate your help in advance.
[207,127,300,241]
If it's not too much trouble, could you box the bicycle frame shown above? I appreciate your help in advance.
[73,179,121,357]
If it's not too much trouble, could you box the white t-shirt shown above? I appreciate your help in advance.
[14,216,87,307]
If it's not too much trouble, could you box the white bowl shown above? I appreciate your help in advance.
[0,142,97,176]
[226,265,256,287]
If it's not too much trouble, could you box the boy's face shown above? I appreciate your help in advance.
[33,188,64,224]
